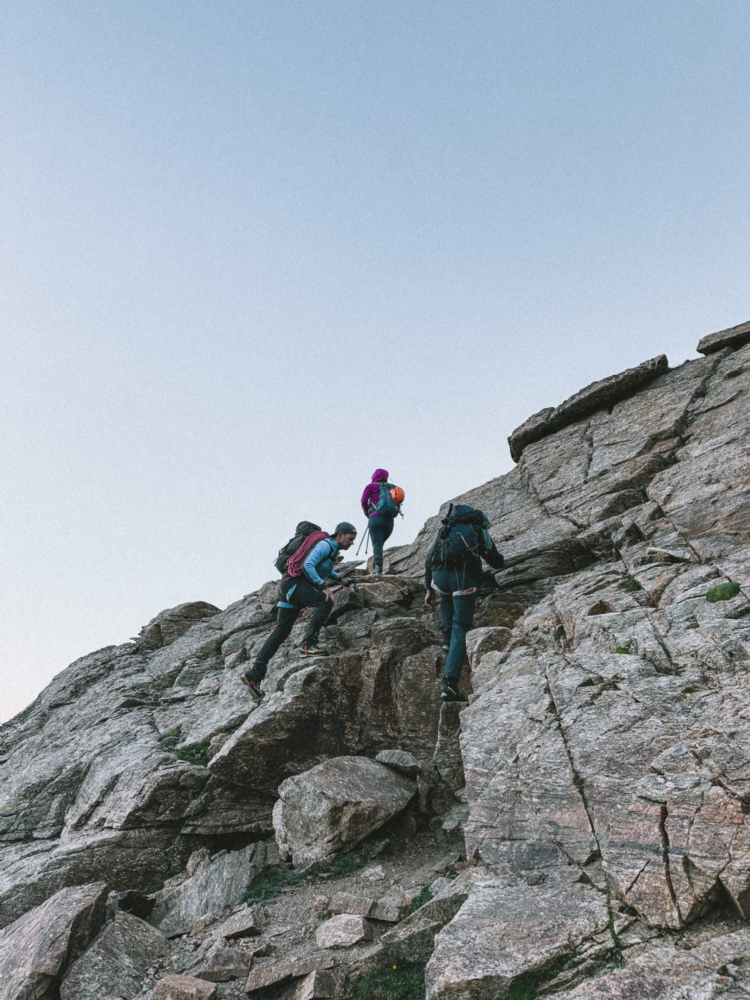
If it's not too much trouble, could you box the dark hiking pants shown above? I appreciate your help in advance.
[431,568,478,681]
[248,577,333,682]
[368,514,394,573]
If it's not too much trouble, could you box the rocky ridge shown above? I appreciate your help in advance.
[1,320,749,999]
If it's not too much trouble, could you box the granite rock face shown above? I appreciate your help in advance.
[2,328,750,998]
[507,354,669,461]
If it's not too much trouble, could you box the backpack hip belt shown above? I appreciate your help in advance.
[431,583,478,597]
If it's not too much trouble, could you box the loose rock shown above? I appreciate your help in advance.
[315,913,373,948]
[154,974,217,1000]
[375,749,421,777]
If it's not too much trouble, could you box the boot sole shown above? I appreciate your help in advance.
[241,675,264,702]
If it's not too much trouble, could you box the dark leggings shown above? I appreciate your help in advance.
[368,514,394,572]
[248,577,333,681]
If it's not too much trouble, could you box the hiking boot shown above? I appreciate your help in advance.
[371,565,382,576]
[241,673,265,704]
[301,642,329,658]
[441,678,468,703]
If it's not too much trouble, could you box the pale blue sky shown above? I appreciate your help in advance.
[2,0,749,722]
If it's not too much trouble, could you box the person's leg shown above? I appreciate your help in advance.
[245,605,299,683]
[368,516,386,573]
[443,591,478,681]
[431,570,453,650]
[292,579,334,647]
[439,593,454,650]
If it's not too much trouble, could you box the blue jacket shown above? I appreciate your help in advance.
[303,538,342,588]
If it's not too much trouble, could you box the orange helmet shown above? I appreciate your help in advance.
[390,486,405,504]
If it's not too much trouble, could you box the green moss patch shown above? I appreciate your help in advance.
[706,581,741,603]
[354,961,425,1000]
[174,740,211,768]
[158,726,210,767]
[158,726,182,752]
[408,885,432,913]
[242,844,375,904]
[620,578,640,592]
[614,647,629,654]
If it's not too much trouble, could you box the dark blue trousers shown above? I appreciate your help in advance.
[248,577,333,681]
[368,514,394,572]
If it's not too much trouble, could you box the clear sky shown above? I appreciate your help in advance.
[2,0,749,724]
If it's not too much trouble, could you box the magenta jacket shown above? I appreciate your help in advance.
[361,469,389,516]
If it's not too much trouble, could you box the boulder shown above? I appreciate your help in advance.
[154,975,217,1000]
[273,756,417,867]
[0,882,107,1000]
[315,913,373,948]
[150,844,266,938]
[375,749,421,777]
[208,660,363,793]
[60,910,168,999]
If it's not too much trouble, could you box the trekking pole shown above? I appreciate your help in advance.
[356,525,370,556]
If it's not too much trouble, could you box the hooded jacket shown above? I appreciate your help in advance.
[361,469,390,517]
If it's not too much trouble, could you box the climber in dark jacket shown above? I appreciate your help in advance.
[424,505,504,702]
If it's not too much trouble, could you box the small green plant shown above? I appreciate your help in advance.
[316,908,333,921]
[620,578,640,592]
[508,976,537,1000]
[706,581,741,603]
[354,962,425,1000]
[242,843,378,905]
[614,647,629,654]
[250,985,288,1000]
[408,886,432,913]
[158,726,210,767]
[159,726,182,752]
[242,868,312,904]
[174,740,211,768]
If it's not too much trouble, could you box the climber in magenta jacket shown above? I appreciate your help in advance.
[361,468,396,575]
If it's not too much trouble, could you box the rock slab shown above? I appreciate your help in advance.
[508,354,669,460]
[61,910,169,1000]
[697,318,750,355]
[150,844,265,937]
[0,882,107,1000]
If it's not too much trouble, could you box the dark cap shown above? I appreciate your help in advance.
[333,522,357,536]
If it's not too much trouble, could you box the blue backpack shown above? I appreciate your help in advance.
[432,505,486,569]
[374,482,400,518]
